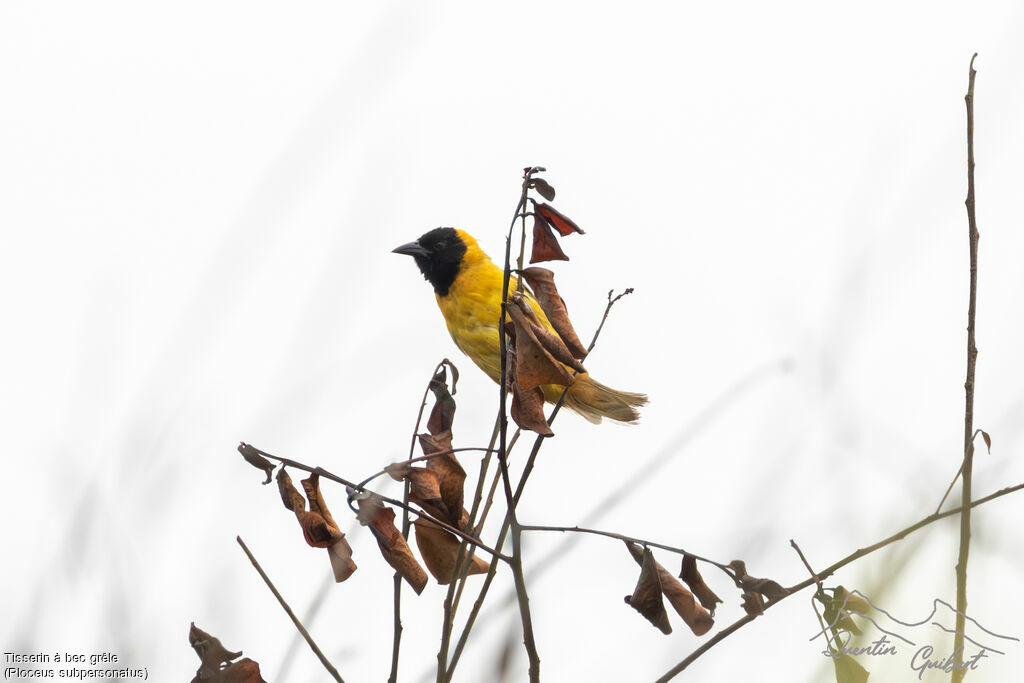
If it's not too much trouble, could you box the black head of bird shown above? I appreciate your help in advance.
[392,227,467,296]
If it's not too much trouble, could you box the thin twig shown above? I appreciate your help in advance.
[934,428,988,514]
[390,363,440,683]
[236,536,344,683]
[790,540,843,656]
[587,288,634,356]
[519,525,732,574]
[953,51,980,683]
[655,480,1024,681]
[436,418,502,682]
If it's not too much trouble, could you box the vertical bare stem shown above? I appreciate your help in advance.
[436,420,498,681]
[497,174,541,682]
[952,52,979,683]
[395,363,444,683]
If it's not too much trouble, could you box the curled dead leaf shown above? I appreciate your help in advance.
[627,543,714,636]
[518,267,588,359]
[413,518,490,584]
[237,442,275,485]
[189,623,266,683]
[387,461,449,522]
[327,538,357,582]
[679,554,723,615]
[427,362,458,435]
[729,559,788,605]
[357,495,428,595]
[741,590,765,616]
[505,302,575,389]
[189,622,241,670]
[624,546,672,634]
[511,296,586,374]
[505,334,554,436]
[275,469,356,581]
[979,429,992,453]
[418,432,466,527]
[530,213,569,263]
[276,468,306,513]
[536,202,584,236]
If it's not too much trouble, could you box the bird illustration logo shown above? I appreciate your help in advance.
[394,227,646,424]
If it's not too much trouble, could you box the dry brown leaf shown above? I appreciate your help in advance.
[216,659,267,683]
[741,590,765,616]
[624,546,672,634]
[427,363,458,435]
[530,213,569,263]
[511,296,586,374]
[357,496,428,595]
[189,623,266,683]
[505,340,554,436]
[536,202,585,236]
[511,382,554,436]
[518,267,588,359]
[626,543,713,635]
[531,177,556,201]
[979,429,992,453]
[275,469,355,580]
[679,554,723,615]
[384,462,410,481]
[237,443,275,485]
[418,432,466,527]
[730,559,788,606]
[413,518,490,584]
[276,469,342,548]
[661,573,714,636]
[327,537,356,582]
[189,622,242,670]
[387,462,449,522]
[276,468,306,513]
[300,474,342,544]
[506,303,574,389]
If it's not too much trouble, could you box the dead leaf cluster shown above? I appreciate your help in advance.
[504,269,590,436]
[624,543,715,636]
[277,469,356,582]
[728,560,789,616]
[188,622,266,683]
[384,366,489,584]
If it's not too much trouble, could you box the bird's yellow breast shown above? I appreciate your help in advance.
[435,231,552,384]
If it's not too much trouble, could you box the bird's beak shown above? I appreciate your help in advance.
[392,240,430,258]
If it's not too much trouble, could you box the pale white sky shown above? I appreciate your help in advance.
[2,2,1023,681]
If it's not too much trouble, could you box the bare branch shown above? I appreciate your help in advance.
[952,51,980,683]
[236,536,345,683]
[239,443,510,562]
[656,481,1024,681]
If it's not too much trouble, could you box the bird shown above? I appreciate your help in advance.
[394,227,646,424]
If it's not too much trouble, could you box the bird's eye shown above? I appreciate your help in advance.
[434,241,446,250]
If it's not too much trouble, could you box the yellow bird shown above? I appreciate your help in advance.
[394,228,646,423]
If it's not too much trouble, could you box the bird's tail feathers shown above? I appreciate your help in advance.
[563,374,647,424]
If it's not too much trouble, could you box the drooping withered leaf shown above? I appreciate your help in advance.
[237,442,275,485]
[529,202,584,264]
[518,267,588,359]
